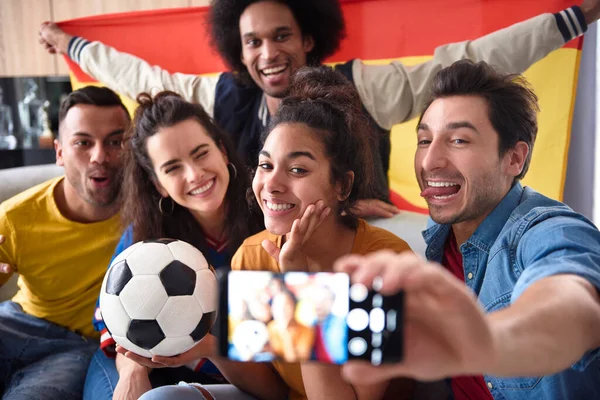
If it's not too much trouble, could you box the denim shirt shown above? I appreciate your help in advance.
[422,183,600,400]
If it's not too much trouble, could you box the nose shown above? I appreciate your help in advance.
[420,139,448,173]
[186,164,205,183]
[262,40,280,62]
[90,144,109,165]
[263,167,286,194]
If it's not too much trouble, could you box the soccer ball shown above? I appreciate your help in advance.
[99,238,218,357]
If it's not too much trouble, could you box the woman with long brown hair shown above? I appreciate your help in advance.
[84,91,263,400]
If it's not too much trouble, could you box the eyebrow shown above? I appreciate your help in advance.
[160,144,209,170]
[259,150,316,161]
[417,121,480,134]
[242,26,292,39]
[72,129,125,138]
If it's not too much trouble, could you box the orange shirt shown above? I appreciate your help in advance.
[231,219,411,400]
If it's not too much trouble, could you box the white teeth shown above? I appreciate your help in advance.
[262,65,286,75]
[265,201,294,211]
[189,179,214,195]
[427,181,458,187]
[432,194,456,199]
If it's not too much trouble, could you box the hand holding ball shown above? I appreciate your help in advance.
[99,239,218,357]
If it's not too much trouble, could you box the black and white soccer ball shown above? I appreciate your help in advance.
[99,239,218,357]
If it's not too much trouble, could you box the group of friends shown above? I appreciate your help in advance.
[1,0,600,399]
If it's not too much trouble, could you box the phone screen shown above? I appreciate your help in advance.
[222,271,349,364]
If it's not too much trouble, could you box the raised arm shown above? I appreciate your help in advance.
[39,22,219,117]
[355,3,599,130]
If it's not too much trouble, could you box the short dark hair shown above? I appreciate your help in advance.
[419,60,539,180]
[209,0,345,84]
[58,86,129,125]
[264,66,379,229]
[123,91,262,261]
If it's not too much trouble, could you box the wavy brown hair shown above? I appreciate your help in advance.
[263,66,379,228]
[121,91,263,265]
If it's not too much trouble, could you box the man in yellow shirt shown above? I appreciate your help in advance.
[0,86,130,399]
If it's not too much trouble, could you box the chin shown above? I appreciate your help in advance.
[264,220,292,236]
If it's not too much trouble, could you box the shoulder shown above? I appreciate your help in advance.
[507,188,592,235]
[354,219,411,255]
[1,177,61,218]
[231,230,280,272]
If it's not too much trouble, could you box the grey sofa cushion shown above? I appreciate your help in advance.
[0,164,64,204]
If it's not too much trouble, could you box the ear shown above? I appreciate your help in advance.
[152,178,169,198]
[54,138,64,167]
[335,171,355,202]
[303,35,315,53]
[504,141,529,178]
[219,143,229,164]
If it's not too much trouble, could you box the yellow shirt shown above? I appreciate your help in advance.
[0,177,121,338]
[231,219,411,400]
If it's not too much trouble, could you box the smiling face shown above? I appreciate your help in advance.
[56,104,128,207]
[253,122,340,236]
[415,95,526,234]
[239,1,314,99]
[147,118,230,223]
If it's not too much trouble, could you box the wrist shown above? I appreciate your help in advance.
[577,4,596,27]
[116,353,151,376]
[58,33,73,54]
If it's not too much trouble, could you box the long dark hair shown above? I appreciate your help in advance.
[121,91,263,262]
[264,66,379,229]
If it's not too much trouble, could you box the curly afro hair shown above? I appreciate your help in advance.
[208,0,346,84]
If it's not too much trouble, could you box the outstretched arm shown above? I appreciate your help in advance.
[356,2,599,130]
[38,22,219,115]
[333,250,600,384]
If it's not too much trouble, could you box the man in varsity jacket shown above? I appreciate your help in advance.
[39,0,598,217]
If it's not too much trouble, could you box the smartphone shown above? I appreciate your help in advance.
[217,270,403,365]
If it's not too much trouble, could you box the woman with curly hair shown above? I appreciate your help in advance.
[40,0,588,218]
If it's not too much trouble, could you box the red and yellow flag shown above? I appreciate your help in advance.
[58,0,582,214]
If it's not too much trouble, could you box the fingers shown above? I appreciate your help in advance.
[0,235,4,244]
[353,199,400,219]
[335,250,423,295]
[151,354,185,367]
[261,240,280,263]
[116,345,165,369]
[288,200,330,247]
[341,361,403,385]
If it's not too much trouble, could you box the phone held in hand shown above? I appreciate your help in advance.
[217,270,403,365]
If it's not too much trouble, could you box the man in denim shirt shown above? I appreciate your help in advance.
[334,60,600,399]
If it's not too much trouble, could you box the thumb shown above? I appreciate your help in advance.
[0,234,5,244]
[261,240,280,263]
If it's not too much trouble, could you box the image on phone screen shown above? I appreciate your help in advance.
[219,270,403,365]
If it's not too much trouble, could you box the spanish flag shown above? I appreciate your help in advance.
[58,0,583,214]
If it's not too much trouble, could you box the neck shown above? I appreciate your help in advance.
[191,206,227,242]
[55,179,118,223]
[286,217,356,272]
[266,95,282,116]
